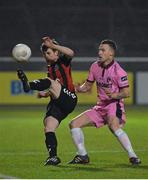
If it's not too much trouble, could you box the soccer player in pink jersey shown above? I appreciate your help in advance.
[68,39,141,165]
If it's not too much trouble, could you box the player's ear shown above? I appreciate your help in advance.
[110,49,115,57]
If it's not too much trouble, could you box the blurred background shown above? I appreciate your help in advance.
[0,0,148,56]
[0,0,148,105]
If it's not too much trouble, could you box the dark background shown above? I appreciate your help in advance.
[0,0,148,57]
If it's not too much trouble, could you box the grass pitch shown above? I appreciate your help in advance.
[0,105,148,179]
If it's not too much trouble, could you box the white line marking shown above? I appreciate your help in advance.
[0,149,147,156]
[0,173,18,179]
[89,149,148,153]
[0,149,147,179]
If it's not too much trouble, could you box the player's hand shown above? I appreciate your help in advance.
[74,83,81,93]
[42,37,55,49]
[103,88,118,99]
[103,87,112,97]
[37,91,48,98]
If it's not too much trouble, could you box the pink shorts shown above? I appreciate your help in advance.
[84,101,126,128]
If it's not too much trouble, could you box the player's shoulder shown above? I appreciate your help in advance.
[90,60,99,68]
[114,61,126,71]
[60,54,72,61]
[89,61,99,72]
[114,61,127,75]
[58,54,72,66]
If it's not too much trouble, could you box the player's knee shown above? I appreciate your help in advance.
[69,120,77,129]
[108,123,120,133]
[44,121,55,132]
[69,121,73,129]
[44,126,55,133]
[107,118,120,133]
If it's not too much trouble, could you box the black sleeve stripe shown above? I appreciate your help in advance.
[51,66,57,80]
[58,63,68,87]
[60,55,72,66]
[87,79,95,83]
[119,85,129,89]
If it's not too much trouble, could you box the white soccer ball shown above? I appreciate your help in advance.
[12,43,31,62]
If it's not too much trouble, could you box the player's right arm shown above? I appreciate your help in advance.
[75,81,93,93]
[37,91,51,98]
[75,62,95,93]
[42,36,74,58]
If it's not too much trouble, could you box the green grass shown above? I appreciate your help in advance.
[0,105,148,179]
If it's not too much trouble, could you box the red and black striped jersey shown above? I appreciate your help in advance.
[47,55,75,92]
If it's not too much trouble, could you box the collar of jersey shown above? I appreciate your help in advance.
[99,60,114,69]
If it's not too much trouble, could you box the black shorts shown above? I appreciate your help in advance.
[45,86,77,123]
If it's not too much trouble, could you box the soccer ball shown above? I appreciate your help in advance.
[12,43,31,62]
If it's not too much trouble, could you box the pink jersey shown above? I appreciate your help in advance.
[85,60,129,128]
[87,60,129,104]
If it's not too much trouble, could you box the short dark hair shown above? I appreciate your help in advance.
[40,44,48,52]
[100,39,117,52]
[40,38,59,53]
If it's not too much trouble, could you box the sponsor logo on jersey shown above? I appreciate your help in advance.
[97,77,112,88]
[63,88,77,99]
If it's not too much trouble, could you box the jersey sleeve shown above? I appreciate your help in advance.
[60,54,72,66]
[116,66,129,88]
[87,63,95,83]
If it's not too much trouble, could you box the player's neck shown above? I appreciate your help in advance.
[102,59,114,67]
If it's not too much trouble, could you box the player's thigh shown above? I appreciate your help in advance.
[70,112,95,128]
[49,79,62,98]
[106,102,125,131]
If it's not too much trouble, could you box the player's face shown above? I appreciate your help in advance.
[43,48,59,64]
[98,44,114,63]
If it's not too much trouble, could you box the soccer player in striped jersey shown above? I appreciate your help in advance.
[68,39,141,165]
[17,36,77,166]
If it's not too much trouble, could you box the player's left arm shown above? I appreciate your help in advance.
[105,87,130,99]
[107,66,130,99]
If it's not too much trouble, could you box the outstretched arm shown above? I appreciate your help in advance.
[75,81,93,93]
[42,37,74,58]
